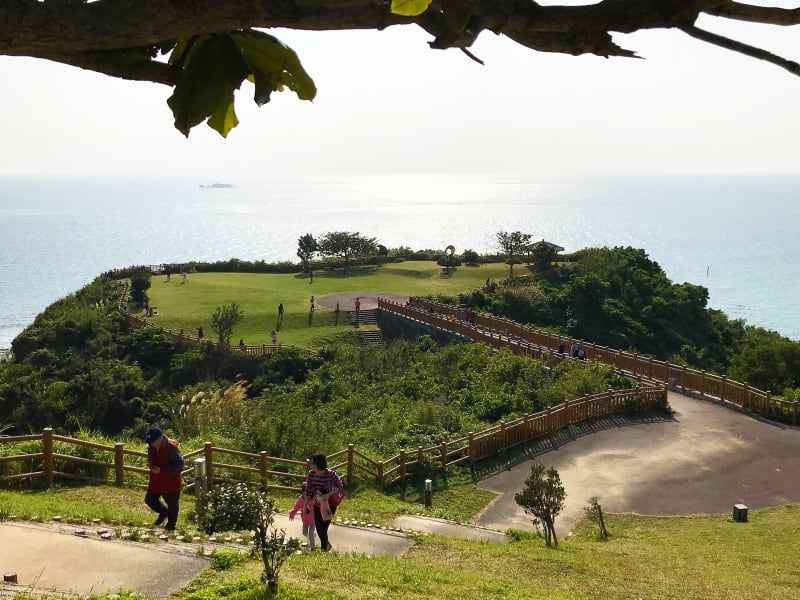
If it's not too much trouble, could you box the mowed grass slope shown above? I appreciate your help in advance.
[3,487,799,600]
[145,261,510,348]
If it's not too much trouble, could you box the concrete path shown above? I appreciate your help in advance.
[476,391,800,538]
[275,513,414,556]
[316,292,408,311]
[391,515,508,543]
[0,515,416,599]
[0,521,208,599]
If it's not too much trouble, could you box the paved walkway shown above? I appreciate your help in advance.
[0,515,415,598]
[476,391,800,537]
[0,521,208,599]
[316,292,408,311]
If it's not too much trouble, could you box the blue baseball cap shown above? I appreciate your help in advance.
[144,426,163,444]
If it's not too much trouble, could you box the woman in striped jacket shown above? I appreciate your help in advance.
[304,452,343,552]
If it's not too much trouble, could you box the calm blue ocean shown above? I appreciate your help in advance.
[1,174,798,349]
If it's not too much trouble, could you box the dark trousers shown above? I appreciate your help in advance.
[145,490,181,529]
[314,503,337,549]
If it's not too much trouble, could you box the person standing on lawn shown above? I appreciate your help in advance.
[144,426,184,532]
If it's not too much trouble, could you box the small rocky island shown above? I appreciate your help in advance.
[199,183,234,188]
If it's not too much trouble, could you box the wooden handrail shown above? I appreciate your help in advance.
[380,297,794,424]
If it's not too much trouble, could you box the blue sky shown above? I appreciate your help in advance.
[2,8,799,180]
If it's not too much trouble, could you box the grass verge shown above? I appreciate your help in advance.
[2,487,798,600]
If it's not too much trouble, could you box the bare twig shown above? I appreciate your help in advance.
[680,24,800,77]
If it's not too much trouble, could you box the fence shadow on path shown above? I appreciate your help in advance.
[470,410,676,480]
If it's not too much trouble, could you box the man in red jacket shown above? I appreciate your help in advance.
[144,426,184,531]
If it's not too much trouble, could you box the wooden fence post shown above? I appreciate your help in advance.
[440,442,448,472]
[204,442,214,489]
[43,428,54,488]
[260,451,268,491]
[743,382,750,410]
[377,461,385,490]
[114,443,125,486]
[417,445,424,470]
[467,434,474,464]
[499,421,507,452]
[766,391,772,417]
[347,444,354,487]
[399,449,406,484]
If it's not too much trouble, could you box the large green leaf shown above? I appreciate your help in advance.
[167,34,249,137]
[167,30,316,137]
[231,30,317,105]
[391,0,432,17]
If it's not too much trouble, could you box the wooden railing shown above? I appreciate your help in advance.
[126,312,288,358]
[381,297,799,425]
[0,380,664,491]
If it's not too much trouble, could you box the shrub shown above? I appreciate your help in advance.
[461,249,480,264]
[129,274,151,304]
[211,549,249,570]
[197,483,299,593]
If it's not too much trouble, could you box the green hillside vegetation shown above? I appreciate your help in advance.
[2,248,799,445]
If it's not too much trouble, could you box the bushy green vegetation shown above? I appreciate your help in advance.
[229,340,631,459]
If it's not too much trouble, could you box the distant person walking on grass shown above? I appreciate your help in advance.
[310,295,315,312]
[355,297,361,316]
[271,330,277,345]
[197,326,204,340]
[181,269,187,283]
[278,303,284,321]
[144,426,184,532]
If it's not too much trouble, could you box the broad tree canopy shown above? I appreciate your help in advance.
[2,1,798,136]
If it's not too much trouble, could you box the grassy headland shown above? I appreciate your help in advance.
[144,261,509,347]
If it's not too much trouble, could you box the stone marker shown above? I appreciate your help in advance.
[733,503,749,522]
[3,573,18,583]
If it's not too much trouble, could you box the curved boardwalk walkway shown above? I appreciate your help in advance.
[476,391,800,537]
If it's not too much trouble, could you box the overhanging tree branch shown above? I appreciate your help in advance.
[680,24,800,76]
[706,1,800,25]
[4,0,799,137]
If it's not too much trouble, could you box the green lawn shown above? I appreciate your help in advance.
[144,261,510,348]
[2,486,798,600]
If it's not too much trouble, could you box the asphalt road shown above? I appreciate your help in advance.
[476,391,800,537]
